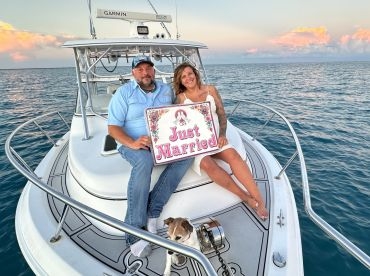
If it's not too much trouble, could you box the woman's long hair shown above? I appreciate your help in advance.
[173,63,202,95]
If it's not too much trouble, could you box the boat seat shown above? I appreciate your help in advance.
[100,120,246,159]
[89,94,113,114]
[69,118,247,199]
[106,84,121,95]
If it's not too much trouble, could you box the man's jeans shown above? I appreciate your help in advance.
[118,145,193,245]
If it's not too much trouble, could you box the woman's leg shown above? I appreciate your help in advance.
[213,149,268,219]
[200,156,252,202]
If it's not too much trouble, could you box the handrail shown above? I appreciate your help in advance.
[224,98,370,270]
[4,111,217,276]
[5,102,370,272]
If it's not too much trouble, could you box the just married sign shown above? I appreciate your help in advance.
[145,102,219,165]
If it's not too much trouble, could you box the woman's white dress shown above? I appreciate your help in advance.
[183,94,246,175]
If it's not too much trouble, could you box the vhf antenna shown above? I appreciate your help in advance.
[175,0,180,39]
[87,0,97,39]
[146,0,172,39]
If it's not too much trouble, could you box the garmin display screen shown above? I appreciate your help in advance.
[137,26,149,35]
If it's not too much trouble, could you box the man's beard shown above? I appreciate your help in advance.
[138,78,154,89]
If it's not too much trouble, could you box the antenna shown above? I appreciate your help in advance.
[87,0,97,39]
[175,0,180,39]
[146,0,172,39]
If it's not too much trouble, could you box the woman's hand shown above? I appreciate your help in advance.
[218,135,228,148]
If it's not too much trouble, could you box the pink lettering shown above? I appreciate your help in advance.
[155,143,173,160]
[168,125,202,142]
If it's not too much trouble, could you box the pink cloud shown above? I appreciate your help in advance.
[352,28,370,42]
[271,26,331,48]
[338,28,370,54]
[10,52,30,62]
[340,34,351,45]
[340,28,370,44]
[0,21,69,62]
[245,48,258,54]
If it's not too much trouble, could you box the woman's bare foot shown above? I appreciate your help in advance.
[244,196,268,221]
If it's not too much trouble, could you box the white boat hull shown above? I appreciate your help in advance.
[14,124,303,275]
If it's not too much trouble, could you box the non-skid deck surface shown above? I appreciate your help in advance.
[47,140,270,275]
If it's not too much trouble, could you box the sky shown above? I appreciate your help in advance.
[1,0,370,69]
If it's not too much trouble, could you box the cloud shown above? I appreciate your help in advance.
[340,28,370,44]
[241,26,333,60]
[0,21,73,63]
[245,48,258,54]
[10,52,29,62]
[271,26,331,48]
[339,28,370,53]
[241,26,370,62]
[352,28,370,42]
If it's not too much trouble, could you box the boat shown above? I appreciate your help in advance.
[5,1,370,275]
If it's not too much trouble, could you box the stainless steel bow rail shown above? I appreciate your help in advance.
[5,100,370,273]
[225,98,370,270]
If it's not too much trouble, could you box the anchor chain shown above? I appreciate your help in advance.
[208,232,233,276]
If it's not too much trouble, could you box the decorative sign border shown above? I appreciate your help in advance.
[145,101,219,165]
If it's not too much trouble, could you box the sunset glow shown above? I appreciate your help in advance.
[1,0,370,68]
[271,27,330,48]
[0,21,68,63]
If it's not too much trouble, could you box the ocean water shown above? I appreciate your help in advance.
[0,63,369,275]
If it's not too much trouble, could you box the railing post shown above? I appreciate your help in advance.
[275,151,298,179]
[34,121,57,146]
[252,113,276,141]
[50,204,70,243]
[57,112,71,130]
[10,147,37,176]
[229,101,241,117]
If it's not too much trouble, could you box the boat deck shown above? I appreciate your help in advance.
[46,137,270,275]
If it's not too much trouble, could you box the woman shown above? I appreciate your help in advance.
[173,63,268,220]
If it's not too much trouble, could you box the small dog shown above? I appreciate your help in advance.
[163,217,201,276]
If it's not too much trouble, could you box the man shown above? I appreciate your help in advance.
[107,55,193,258]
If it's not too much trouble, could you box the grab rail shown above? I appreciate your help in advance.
[5,101,370,272]
[5,111,217,276]
[225,98,370,270]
